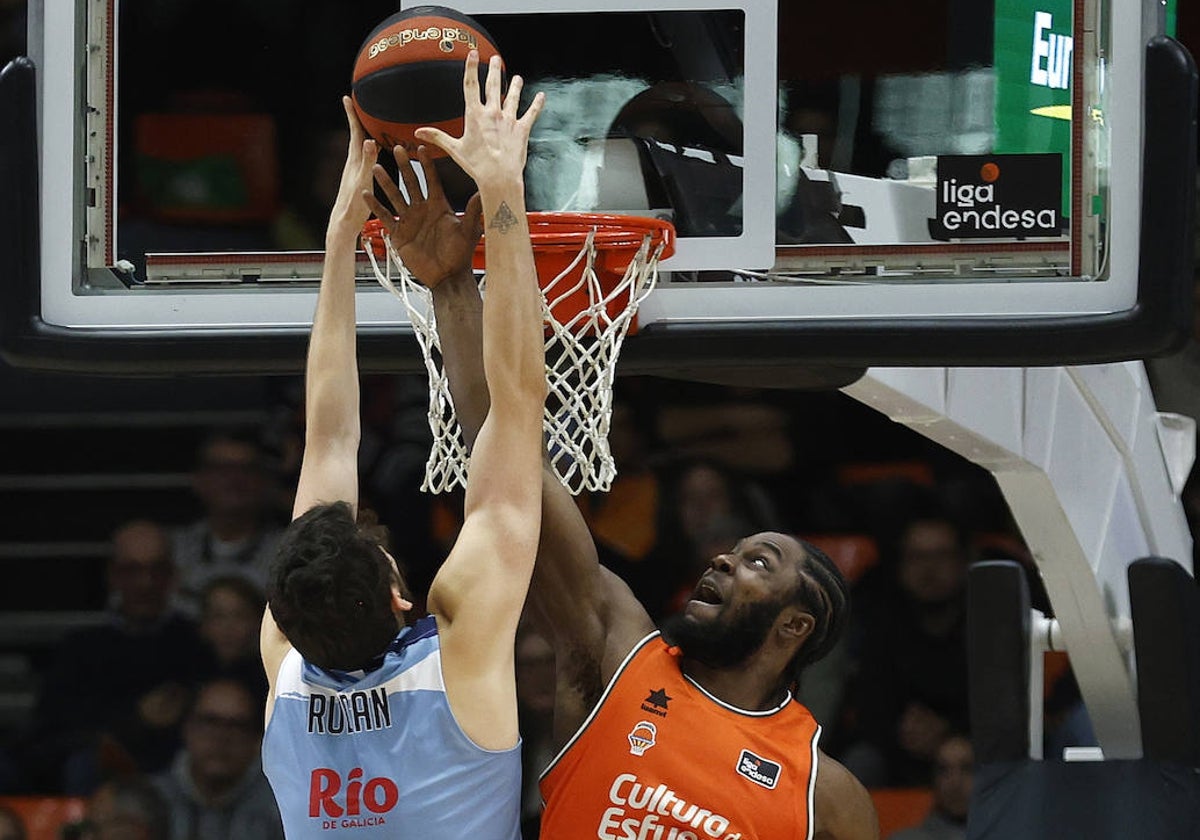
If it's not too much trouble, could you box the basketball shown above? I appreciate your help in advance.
[351,6,504,159]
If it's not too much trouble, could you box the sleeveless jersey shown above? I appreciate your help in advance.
[540,632,822,840]
[262,616,522,840]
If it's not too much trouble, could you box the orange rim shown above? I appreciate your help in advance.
[361,212,676,262]
[517,212,675,255]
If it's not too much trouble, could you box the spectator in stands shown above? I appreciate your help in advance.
[29,520,215,793]
[197,576,269,702]
[172,428,285,612]
[887,734,973,840]
[838,512,973,786]
[0,804,25,840]
[70,775,171,840]
[152,678,283,840]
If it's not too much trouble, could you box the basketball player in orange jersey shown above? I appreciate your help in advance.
[260,52,547,839]
[368,129,879,840]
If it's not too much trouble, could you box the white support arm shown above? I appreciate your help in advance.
[843,362,1194,759]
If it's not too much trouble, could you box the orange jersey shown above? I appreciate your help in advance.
[540,632,822,840]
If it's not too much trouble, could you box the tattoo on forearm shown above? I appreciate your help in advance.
[489,202,519,234]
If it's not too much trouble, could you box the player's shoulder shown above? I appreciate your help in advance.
[813,750,880,840]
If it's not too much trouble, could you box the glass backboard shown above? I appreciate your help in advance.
[0,0,1194,374]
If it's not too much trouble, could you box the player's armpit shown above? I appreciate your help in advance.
[526,467,655,680]
[813,751,880,840]
[259,605,293,723]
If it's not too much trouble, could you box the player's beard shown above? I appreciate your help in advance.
[661,592,790,669]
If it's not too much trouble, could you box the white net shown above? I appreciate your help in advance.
[364,218,666,494]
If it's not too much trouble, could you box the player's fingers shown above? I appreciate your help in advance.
[361,191,395,228]
[484,54,503,108]
[414,126,459,158]
[342,96,365,146]
[355,140,377,182]
[392,145,424,204]
[372,163,409,211]
[463,192,484,245]
[462,50,481,109]
[519,90,546,129]
[416,146,446,205]
[503,75,524,118]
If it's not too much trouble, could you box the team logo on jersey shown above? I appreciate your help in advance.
[309,767,398,829]
[640,687,672,718]
[627,721,658,756]
[736,750,781,789]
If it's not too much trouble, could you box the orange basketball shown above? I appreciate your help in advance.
[351,6,504,159]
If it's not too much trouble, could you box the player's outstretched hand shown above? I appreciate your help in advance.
[330,95,378,236]
[363,144,483,289]
[414,50,545,193]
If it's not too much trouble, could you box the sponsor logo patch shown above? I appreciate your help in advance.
[736,749,781,789]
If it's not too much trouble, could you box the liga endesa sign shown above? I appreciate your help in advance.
[930,153,1064,240]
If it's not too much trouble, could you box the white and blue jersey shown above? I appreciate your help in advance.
[262,616,522,839]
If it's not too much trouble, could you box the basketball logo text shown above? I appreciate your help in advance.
[599,773,744,840]
[368,26,478,60]
[932,154,1061,239]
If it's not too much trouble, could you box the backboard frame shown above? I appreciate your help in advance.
[0,1,1195,375]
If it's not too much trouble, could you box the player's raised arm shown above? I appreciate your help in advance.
[260,97,380,694]
[291,96,377,522]
[408,52,547,749]
[430,269,653,742]
[369,104,655,752]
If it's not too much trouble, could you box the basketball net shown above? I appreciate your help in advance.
[362,215,669,495]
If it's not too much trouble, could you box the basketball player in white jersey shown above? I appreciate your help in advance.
[259,52,546,839]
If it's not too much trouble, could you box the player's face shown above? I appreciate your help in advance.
[668,532,806,665]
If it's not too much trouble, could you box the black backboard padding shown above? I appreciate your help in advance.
[1129,556,1200,765]
[968,560,1031,763]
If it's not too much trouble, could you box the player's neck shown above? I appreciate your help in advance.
[680,657,790,712]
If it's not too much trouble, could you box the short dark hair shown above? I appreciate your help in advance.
[268,502,401,671]
[787,539,850,683]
